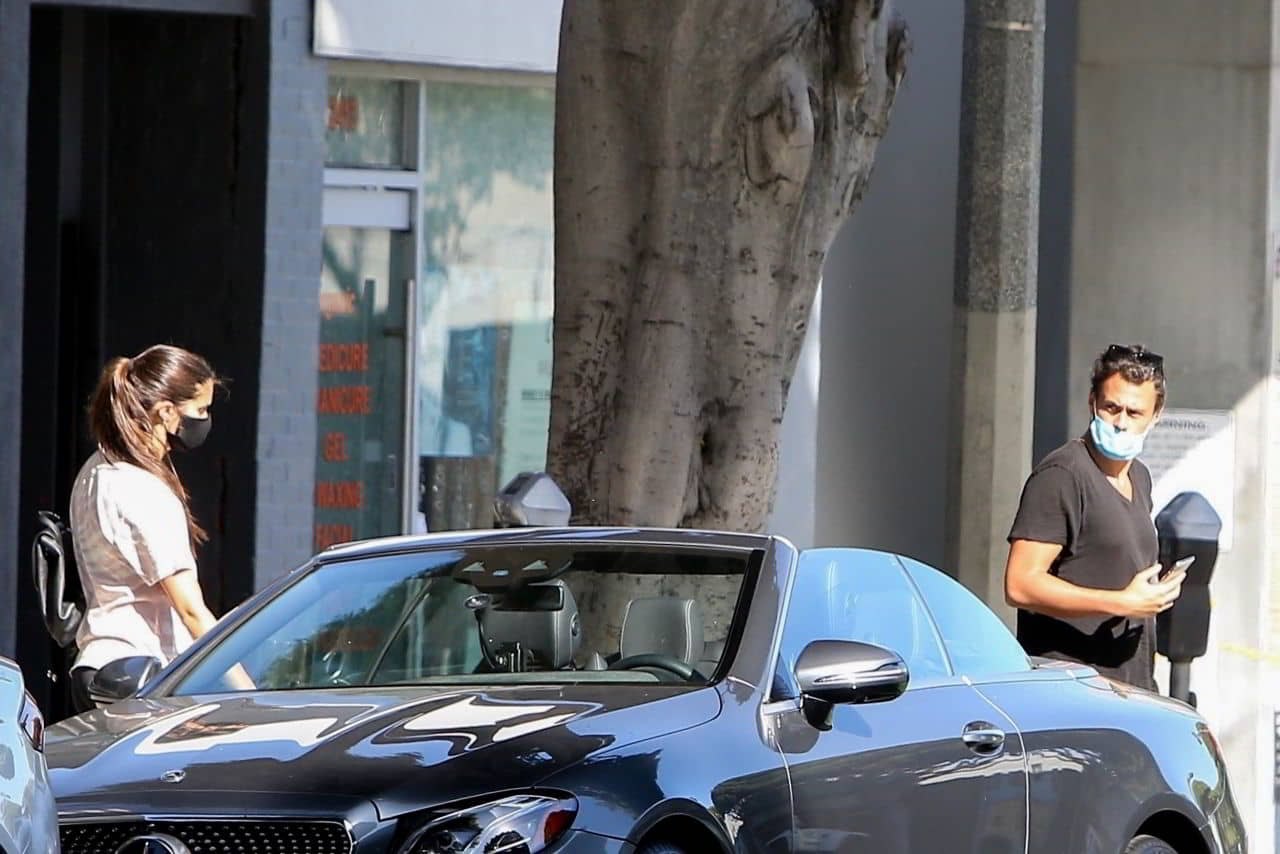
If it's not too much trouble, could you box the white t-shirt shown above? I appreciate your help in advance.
[69,450,197,671]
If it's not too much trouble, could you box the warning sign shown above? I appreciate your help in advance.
[1140,409,1236,550]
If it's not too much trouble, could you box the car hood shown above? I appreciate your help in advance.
[45,683,721,819]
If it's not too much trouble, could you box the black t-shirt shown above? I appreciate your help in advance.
[1007,436,1159,689]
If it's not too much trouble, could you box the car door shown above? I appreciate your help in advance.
[771,549,1027,853]
[898,555,1123,854]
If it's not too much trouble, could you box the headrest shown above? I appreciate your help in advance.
[620,597,704,664]
[481,580,581,669]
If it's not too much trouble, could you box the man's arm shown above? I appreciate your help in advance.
[1004,539,1185,619]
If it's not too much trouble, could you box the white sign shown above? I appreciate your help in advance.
[1140,408,1235,550]
[314,0,563,73]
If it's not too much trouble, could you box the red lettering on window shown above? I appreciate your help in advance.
[327,95,359,132]
[314,481,364,509]
[316,385,372,415]
[318,343,370,373]
[314,523,355,550]
[323,432,349,462]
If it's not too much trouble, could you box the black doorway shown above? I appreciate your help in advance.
[17,4,265,720]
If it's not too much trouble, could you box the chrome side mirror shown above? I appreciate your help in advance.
[88,655,161,706]
[795,640,909,730]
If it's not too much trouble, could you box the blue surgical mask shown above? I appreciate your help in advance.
[1090,412,1149,461]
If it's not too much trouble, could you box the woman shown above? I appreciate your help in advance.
[68,344,223,713]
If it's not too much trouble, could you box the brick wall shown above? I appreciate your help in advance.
[252,0,326,587]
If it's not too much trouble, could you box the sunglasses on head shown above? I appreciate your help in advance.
[1103,343,1164,369]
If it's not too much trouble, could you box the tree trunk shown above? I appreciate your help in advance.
[550,0,908,531]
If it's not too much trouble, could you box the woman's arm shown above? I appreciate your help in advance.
[159,569,255,689]
[159,568,218,639]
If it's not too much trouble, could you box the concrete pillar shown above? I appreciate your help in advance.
[1071,1,1277,847]
[0,0,31,658]
[945,0,1045,615]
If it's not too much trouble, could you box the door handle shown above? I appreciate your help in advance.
[961,721,1006,752]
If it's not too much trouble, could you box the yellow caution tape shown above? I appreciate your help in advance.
[1220,642,1280,665]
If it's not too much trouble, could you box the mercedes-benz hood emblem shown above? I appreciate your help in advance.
[114,833,191,854]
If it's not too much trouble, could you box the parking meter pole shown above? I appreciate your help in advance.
[1168,660,1193,706]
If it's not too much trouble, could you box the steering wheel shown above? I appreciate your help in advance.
[320,648,351,686]
[609,653,704,681]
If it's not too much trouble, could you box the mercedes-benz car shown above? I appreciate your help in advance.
[1,655,58,854]
[45,528,1246,853]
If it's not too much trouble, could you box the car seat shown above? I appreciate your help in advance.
[619,597,705,666]
[480,580,582,670]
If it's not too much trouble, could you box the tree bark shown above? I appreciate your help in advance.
[550,0,908,531]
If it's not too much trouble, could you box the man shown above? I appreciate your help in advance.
[1004,344,1185,690]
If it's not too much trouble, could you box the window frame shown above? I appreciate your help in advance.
[896,554,1033,683]
[767,548,960,703]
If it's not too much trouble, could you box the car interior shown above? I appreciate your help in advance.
[174,546,750,693]
[474,580,724,683]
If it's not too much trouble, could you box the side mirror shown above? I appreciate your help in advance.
[88,655,161,706]
[795,640,909,730]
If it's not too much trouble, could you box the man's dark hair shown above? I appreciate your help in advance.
[1090,343,1166,409]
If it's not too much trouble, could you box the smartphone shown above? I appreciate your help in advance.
[1159,555,1195,582]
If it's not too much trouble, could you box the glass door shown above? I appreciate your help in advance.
[314,225,413,550]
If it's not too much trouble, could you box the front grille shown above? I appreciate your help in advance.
[60,819,352,854]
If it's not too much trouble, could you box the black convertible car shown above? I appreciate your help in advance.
[45,528,1246,854]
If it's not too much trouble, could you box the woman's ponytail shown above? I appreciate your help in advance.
[86,349,214,548]
[89,358,155,467]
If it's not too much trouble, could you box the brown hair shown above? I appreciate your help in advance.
[87,345,218,547]
[1090,343,1166,410]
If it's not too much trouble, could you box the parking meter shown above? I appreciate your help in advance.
[494,472,572,527]
[1153,491,1221,707]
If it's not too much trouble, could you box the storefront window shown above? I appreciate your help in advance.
[319,70,554,542]
[326,76,416,169]
[413,80,555,532]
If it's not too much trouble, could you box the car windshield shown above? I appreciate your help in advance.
[171,544,754,694]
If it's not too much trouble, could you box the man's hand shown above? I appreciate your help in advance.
[1006,540,1187,620]
[1118,563,1186,618]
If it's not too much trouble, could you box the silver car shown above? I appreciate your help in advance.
[0,656,57,854]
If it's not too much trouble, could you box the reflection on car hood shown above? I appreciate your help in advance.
[45,684,721,819]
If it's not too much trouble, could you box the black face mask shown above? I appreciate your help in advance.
[171,414,212,451]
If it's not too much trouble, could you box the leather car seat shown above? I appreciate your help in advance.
[481,580,582,669]
[619,597,704,666]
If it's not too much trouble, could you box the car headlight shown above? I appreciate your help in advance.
[398,794,577,854]
[18,689,44,752]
